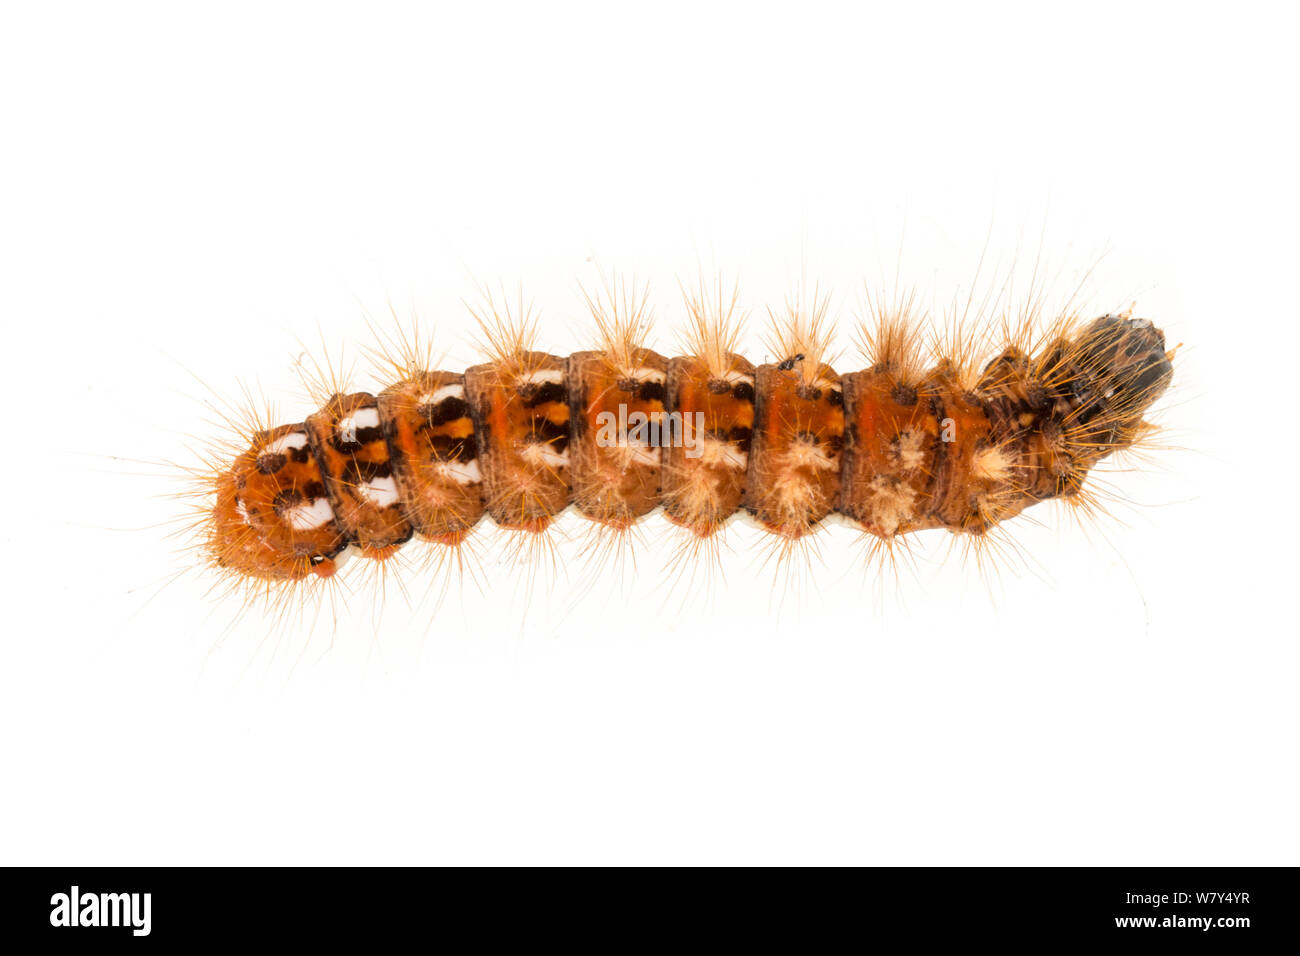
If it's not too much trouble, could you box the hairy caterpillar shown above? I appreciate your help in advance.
[187,279,1175,605]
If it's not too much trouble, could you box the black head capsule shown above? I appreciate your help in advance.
[1073,314,1174,415]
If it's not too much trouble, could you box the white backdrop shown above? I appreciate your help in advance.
[2,1,1296,865]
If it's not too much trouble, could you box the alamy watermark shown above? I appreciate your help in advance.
[49,885,151,936]
[591,405,960,456]
[594,406,709,458]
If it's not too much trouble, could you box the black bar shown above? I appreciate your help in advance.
[4,867,1293,946]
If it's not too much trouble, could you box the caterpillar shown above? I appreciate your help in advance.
[188,279,1176,603]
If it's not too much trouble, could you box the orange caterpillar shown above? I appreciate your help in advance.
[191,281,1175,595]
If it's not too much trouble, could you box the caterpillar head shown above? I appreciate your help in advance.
[1073,314,1174,416]
[211,425,348,581]
[1048,314,1176,472]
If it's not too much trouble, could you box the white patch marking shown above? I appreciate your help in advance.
[972,446,1015,483]
[518,369,565,386]
[701,437,747,470]
[784,436,837,471]
[285,497,335,531]
[894,430,927,472]
[438,459,482,485]
[264,431,308,455]
[629,366,665,384]
[422,384,465,405]
[338,406,380,443]
[720,370,754,388]
[866,476,916,537]
[358,475,400,508]
[351,407,381,428]
[619,441,662,467]
[520,442,570,468]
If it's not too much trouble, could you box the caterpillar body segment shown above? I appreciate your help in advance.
[923,372,1014,535]
[661,351,756,539]
[303,392,412,559]
[199,300,1174,588]
[375,371,485,541]
[839,364,942,537]
[746,358,845,540]
[463,352,571,533]
[566,348,669,529]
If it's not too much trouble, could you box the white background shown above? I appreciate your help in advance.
[2,1,1297,865]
